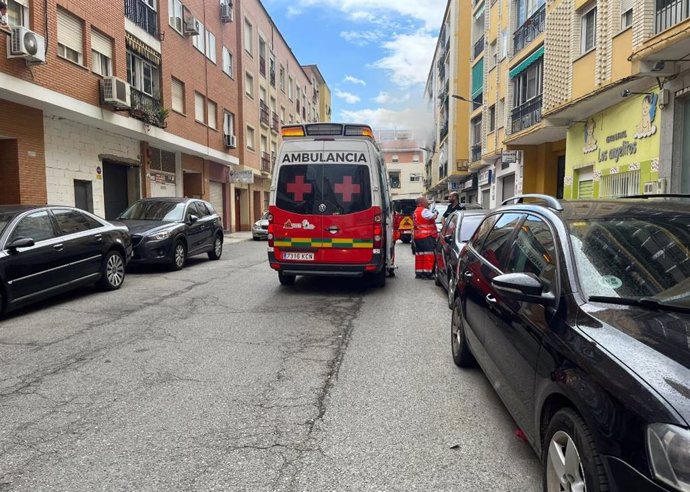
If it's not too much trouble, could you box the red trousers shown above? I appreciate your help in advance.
[414,236,436,274]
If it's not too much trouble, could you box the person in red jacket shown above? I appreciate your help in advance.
[413,196,438,279]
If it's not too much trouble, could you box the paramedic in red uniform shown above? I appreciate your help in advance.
[413,196,438,279]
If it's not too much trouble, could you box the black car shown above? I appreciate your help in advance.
[0,205,131,314]
[434,209,488,308]
[119,198,224,270]
[452,194,690,492]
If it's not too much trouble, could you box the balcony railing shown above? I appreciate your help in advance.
[511,94,543,133]
[259,56,266,77]
[271,111,279,133]
[473,35,485,59]
[513,4,546,54]
[656,0,690,32]
[261,152,271,173]
[471,144,482,162]
[124,0,158,37]
[129,88,166,128]
[269,69,276,87]
[260,101,270,127]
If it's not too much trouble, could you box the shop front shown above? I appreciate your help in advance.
[564,91,662,199]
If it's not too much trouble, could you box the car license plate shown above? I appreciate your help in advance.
[283,252,314,261]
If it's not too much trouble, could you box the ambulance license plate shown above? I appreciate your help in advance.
[283,252,314,261]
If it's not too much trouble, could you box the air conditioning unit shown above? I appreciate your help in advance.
[221,1,233,22]
[183,10,201,35]
[224,134,237,148]
[7,27,46,63]
[101,76,131,109]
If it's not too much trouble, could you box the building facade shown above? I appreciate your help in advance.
[377,130,425,199]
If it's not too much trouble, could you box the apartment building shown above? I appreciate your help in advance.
[423,0,472,202]
[0,0,329,231]
[377,130,425,199]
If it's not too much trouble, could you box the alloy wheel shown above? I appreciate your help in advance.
[546,430,586,492]
[175,244,185,268]
[451,302,461,355]
[214,238,222,257]
[106,253,125,288]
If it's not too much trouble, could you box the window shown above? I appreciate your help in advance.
[389,172,401,189]
[500,29,508,59]
[245,72,254,98]
[512,59,543,107]
[279,65,286,92]
[280,106,285,123]
[410,174,421,182]
[223,111,235,137]
[126,51,160,96]
[392,155,399,163]
[57,9,83,65]
[195,92,205,122]
[53,209,102,234]
[621,0,632,29]
[477,213,524,270]
[171,78,185,113]
[488,105,496,132]
[192,22,206,53]
[288,76,293,100]
[243,18,253,55]
[207,100,217,129]
[91,30,112,76]
[489,40,498,69]
[222,46,233,77]
[206,30,216,63]
[168,0,183,33]
[7,0,29,28]
[246,125,255,150]
[581,6,597,54]
[149,148,176,173]
[504,214,557,292]
[497,98,505,129]
[9,211,56,243]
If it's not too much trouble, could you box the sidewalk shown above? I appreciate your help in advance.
[223,231,254,245]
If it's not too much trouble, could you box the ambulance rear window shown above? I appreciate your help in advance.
[276,164,371,215]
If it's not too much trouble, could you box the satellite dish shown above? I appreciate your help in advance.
[24,32,38,55]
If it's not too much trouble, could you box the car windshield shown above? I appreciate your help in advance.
[568,214,690,308]
[458,215,485,242]
[0,212,17,237]
[119,201,186,222]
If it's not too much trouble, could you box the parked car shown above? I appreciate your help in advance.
[434,209,488,308]
[452,194,690,492]
[118,198,223,270]
[252,211,269,240]
[0,205,131,315]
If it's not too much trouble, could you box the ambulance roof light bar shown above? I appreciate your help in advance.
[280,123,375,140]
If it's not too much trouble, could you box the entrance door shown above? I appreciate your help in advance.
[103,161,129,219]
[501,174,516,201]
[482,189,490,210]
[682,99,690,193]
[556,155,566,199]
[74,180,94,213]
[234,189,242,232]
[209,181,224,227]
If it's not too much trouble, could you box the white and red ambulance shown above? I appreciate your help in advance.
[267,123,394,287]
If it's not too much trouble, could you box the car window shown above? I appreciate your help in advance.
[0,211,18,237]
[477,213,524,270]
[194,201,211,217]
[443,214,458,238]
[8,211,57,243]
[458,215,486,243]
[504,214,558,293]
[186,202,201,219]
[204,202,216,215]
[120,201,185,222]
[468,214,499,251]
[53,209,102,234]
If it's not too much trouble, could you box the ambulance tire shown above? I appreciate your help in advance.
[369,266,386,288]
[401,236,411,244]
[278,272,296,286]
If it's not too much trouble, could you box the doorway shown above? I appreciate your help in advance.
[74,180,94,213]
[556,155,566,199]
[234,189,242,231]
[103,161,130,219]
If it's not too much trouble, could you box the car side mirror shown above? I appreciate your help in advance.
[187,214,199,224]
[7,237,35,251]
[491,272,556,307]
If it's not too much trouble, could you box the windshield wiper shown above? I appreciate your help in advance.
[588,296,690,313]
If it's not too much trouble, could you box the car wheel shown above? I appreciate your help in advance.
[252,235,259,241]
[451,296,476,367]
[208,235,223,260]
[278,271,295,286]
[543,408,609,492]
[369,267,386,288]
[97,250,126,291]
[447,276,455,310]
[171,239,186,271]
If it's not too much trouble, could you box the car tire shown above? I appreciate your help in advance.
[447,276,455,310]
[97,250,126,291]
[252,235,259,241]
[208,235,223,260]
[369,266,386,288]
[278,271,295,286]
[170,239,186,271]
[543,408,609,492]
[451,296,476,367]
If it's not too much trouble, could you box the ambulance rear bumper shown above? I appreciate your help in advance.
[268,252,383,277]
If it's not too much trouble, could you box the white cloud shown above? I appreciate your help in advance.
[372,92,411,104]
[340,30,383,47]
[373,92,392,104]
[343,75,366,86]
[334,89,361,104]
[370,31,437,88]
[340,106,433,135]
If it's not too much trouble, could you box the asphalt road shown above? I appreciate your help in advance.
[0,239,540,491]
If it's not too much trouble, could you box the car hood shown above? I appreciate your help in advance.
[579,304,690,424]
[254,219,269,227]
[119,220,178,235]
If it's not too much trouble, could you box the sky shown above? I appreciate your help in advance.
[264,0,448,135]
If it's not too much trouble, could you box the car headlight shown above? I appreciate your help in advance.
[149,230,172,241]
[648,423,690,491]
[253,223,261,230]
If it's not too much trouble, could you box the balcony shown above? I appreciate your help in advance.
[656,0,690,32]
[261,152,271,173]
[259,56,266,77]
[125,0,158,37]
[511,94,542,133]
[513,4,545,54]
[269,69,276,87]
[260,101,270,127]
[473,35,485,59]
[440,123,449,142]
[471,144,482,162]
[271,111,280,133]
[129,88,166,128]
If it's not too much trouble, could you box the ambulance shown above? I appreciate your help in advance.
[267,123,394,287]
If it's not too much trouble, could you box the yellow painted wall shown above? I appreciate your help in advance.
[611,28,633,82]
[574,0,591,11]
[519,141,565,195]
[454,0,473,161]
[572,50,597,100]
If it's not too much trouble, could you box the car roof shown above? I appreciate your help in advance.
[0,205,48,214]
[134,197,196,203]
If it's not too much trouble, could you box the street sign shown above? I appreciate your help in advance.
[230,170,255,184]
[448,181,459,191]
[501,150,518,164]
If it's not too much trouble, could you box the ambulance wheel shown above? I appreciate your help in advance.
[401,236,411,244]
[278,272,295,286]
[369,267,386,288]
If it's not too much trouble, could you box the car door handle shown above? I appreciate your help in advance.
[94,234,103,241]
[326,226,340,234]
[53,243,64,251]
[486,294,497,303]
[464,271,473,278]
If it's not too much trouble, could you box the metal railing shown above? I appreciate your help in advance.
[513,4,545,54]
[473,35,484,59]
[259,57,266,77]
[271,111,279,133]
[656,0,690,32]
[260,101,270,127]
[261,152,271,173]
[511,94,542,133]
[130,88,166,128]
[124,0,158,37]
[471,144,482,162]
[440,123,449,142]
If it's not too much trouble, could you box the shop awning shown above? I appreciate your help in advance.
[509,45,544,79]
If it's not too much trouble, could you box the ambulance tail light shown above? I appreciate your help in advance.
[267,212,274,247]
[372,207,383,249]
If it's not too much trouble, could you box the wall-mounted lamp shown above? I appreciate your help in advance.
[621,88,670,108]
[621,89,652,98]
[451,94,483,108]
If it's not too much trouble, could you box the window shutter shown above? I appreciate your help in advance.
[171,79,184,112]
[91,30,112,58]
[195,92,205,122]
[58,9,83,54]
[621,0,633,12]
